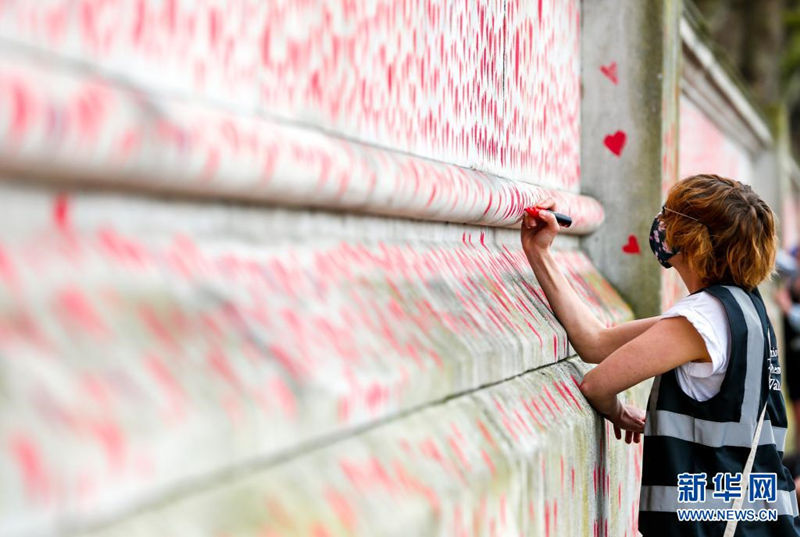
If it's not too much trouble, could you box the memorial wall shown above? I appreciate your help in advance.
[6,1,787,536]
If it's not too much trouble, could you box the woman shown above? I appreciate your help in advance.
[521,174,800,535]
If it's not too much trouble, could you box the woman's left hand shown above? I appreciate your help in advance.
[609,403,646,444]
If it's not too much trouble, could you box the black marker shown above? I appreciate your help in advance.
[524,206,572,228]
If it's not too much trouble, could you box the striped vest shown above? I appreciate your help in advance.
[639,284,800,536]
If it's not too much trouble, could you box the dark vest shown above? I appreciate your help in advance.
[638,284,800,536]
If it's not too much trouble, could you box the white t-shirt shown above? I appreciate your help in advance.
[660,291,731,401]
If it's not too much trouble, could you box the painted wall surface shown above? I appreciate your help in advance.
[0,2,649,537]
[0,51,603,232]
[0,0,580,192]
[679,95,755,185]
[0,184,644,537]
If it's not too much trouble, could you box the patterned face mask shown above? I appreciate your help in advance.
[649,207,679,269]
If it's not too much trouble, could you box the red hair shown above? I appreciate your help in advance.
[662,174,778,292]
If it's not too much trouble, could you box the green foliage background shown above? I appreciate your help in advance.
[693,0,800,156]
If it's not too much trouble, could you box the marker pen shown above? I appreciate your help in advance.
[524,206,573,228]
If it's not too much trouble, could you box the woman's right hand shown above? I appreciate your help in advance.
[608,403,646,444]
[521,198,561,258]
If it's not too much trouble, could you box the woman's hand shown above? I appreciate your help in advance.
[608,403,646,444]
[521,198,560,258]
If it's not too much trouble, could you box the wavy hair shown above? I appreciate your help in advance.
[662,174,778,292]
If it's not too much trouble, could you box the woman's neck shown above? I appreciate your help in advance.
[670,253,705,294]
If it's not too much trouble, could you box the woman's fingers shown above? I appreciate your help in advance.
[610,405,647,443]
[612,418,644,443]
[629,420,644,434]
[615,428,643,443]
[543,210,560,231]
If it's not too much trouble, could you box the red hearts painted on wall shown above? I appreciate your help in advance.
[600,62,618,84]
[622,235,640,254]
[603,130,627,156]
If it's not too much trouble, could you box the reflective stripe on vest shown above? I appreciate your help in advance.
[644,410,787,448]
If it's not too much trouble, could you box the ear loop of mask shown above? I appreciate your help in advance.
[662,205,701,222]
[661,205,719,250]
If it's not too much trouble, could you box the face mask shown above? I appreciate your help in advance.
[649,210,679,268]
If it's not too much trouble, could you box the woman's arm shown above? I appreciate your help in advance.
[524,248,607,362]
[521,200,661,364]
[520,200,710,443]
[585,315,665,364]
[528,248,665,363]
[579,315,712,440]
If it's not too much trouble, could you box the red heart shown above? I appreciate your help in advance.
[622,235,640,254]
[604,130,627,156]
[600,62,618,84]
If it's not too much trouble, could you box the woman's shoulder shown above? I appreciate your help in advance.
[664,290,727,319]
[664,291,731,382]
[662,291,730,347]
[663,291,729,338]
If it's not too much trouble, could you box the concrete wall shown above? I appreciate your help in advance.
[3,1,794,535]
[0,2,648,537]
[580,0,682,320]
